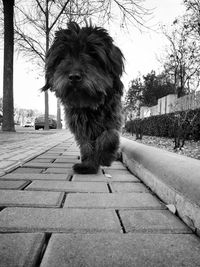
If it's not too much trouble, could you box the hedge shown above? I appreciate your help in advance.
[125,108,200,141]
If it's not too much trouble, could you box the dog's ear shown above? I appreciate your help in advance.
[87,27,124,77]
[41,22,80,91]
[107,45,124,96]
[109,45,124,77]
[41,80,50,91]
[113,78,124,96]
[41,32,66,92]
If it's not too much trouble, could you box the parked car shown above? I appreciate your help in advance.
[34,116,57,130]
[23,121,33,127]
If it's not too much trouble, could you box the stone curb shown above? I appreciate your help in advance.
[0,131,73,176]
[120,137,200,236]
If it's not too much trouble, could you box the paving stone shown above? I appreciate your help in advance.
[110,161,126,167]
[12,167,44,174]
[110,182,149,193]
[0,161,21,173]
[52,149,68,152]
[47,148,66,153]
[0,233,45,267]
[119,210,191,233]
[26,181,108,193]
[68,146,79,150]
[1,173,70,180]
[64,193,164,209]
[0,171,5,177]
[41,152,61,156]
[23,162,74,169]
[62,151,80,156]
[0,208,121,233]
[28,158,55,163]
[0,160,18,169]
[40,233,200,267]
[9,154,32,161]
[23,162,53,168]
[60,141,74,145]
[0,190,64,207]
[104,162,127,170]
[106,165,128,170]
[54,158,80,163]
[0,179,30,189]
[50,163,74,168]
[44,168,72,174]
[56,155,80,160]
[72,172,108,182]
[104,169,140,182]
[37,155,57,159]
[66,145,79,149]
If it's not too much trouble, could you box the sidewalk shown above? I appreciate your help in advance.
[0,130,200,266]
[0,128,73,176]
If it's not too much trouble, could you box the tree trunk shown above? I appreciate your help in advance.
[44,90,49,130]
[2,0,15,132]
[44,0,49,130]
[57,99,62,129]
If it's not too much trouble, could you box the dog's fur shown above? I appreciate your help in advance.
[42,21,124,174]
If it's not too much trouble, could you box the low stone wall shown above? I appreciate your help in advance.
[120,137,200,236]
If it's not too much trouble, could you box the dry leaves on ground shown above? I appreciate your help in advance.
[122,133,200,160]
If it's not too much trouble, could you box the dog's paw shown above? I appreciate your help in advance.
[73,163,99,174]
[100,151,117,166]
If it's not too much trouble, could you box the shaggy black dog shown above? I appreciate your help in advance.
[42,21,124,174]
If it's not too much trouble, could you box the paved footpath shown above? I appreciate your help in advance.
[0,129,200,266]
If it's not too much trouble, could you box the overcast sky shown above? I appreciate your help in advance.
[0,0,185,114]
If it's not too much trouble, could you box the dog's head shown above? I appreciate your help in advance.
[42,21,124,109]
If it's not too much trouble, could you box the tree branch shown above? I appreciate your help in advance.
[49,0,70,31]
[113,0,150,28]
[15,25,45,62]
[35,0,45,15]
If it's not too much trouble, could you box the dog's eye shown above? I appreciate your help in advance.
[86,43,107,68]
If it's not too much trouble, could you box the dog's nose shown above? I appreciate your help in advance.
[68,72,82,83]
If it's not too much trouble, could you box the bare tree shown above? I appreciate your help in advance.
[124,77,144,119]
[161,19,200,96]
[1,0,150,131]
[183,0,200,39]
[14,0,78,129]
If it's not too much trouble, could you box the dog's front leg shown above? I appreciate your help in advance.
[96,129,120,167]
[73,130,120,174]
[79,142,94,162]
[73,141,99,174]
